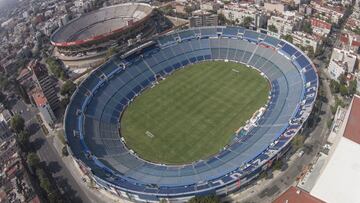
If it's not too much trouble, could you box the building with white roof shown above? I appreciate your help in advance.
[0,109,12,142]
[292,31,322,52]
[309,95,360,203]
[292,95,360,203]
[219,4,267,28]
[267,12,302,36]
[310,1,344,24]
[327,48,357,80]
[263,2,288,13]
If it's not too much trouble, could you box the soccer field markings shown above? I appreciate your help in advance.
[232,69,240,73]
[145,131,155,138]
[144,76,260,131]
[121,61,269,164]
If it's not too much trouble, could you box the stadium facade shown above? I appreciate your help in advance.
[50,3,170,63]
[64,26,318,202]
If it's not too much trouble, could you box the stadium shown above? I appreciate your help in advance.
[64,26,318,202]
[50,3,170,63]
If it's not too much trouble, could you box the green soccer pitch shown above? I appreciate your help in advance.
[121,61,270,164]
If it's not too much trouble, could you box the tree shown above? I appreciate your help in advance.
[60,97,70,109]
[60,80,76,97]
[348,80,357,95]
[36,168,46,180]
[40,178,52,193]
[305,46,315,58]
[339,84,348,96]
[281,34,293,43]
[241,16,253,28]
[268,24,278,33]
[11,114,25,133]
[35,168,63,202]
[272,159,282,171]
[36,169,52,193]
[218,13,231,25]
[330,79,340,94]
[159,5,175,16]
[0,91,6,104]
[94,0,106,8]
[291,134,305,150]
[47,191,63,203]
[189,195,220,203]
[259,171,267,179]
[46,58,67,80]
[302,21,313,34]
[27,152,40,168]
[12,79,31,104]
[17,130,30,151]
[0,74,10,91]
[338,73,347,85]
[184,5,194,15]
[331,96,346,114]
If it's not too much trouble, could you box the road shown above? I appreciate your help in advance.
[12,99,106,203]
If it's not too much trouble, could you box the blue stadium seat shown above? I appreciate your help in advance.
[222,27,239,36]
[244,30,260,42]
[263,36,280,47]
[280,43,298,56]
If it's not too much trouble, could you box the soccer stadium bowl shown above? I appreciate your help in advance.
[64,26,318,202]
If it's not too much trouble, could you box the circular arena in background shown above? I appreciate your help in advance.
[64,26,318,202]
[51,3,153,47]
[50,3,157,64]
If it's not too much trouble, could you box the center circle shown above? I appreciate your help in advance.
[120,61,270,165]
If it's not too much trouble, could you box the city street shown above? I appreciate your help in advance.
[12,99,106,203]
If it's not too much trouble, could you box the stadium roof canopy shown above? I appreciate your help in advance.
[310,95,360,203]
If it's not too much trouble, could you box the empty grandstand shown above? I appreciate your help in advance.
[64,26,318,202]
[50,3,171,65]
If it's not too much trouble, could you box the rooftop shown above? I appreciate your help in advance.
[32,90,48,107]
[310,137,360,203]
[17,67,32,80]
[292,31,322,41]
[310,18,332,30]
[343,95,360,144]
[0,109,12,122]
[273,186,324,203]
[0,138,16,153]
[310,95,360,203]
